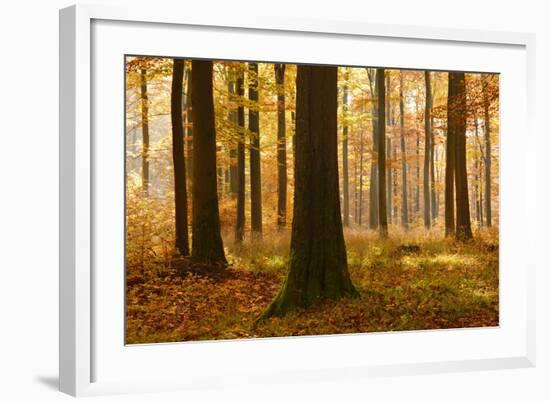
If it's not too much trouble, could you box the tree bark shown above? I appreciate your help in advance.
[423,71,432,229]
[367,69,379,230]
[430,110,437,222]
[171,59,190,256]
[227,70,238,195]
[235,69,246,243]
[275,64,287,229]
[473,114,481,224]
[387,137,392,225]
[446,72,472,240]
[445,73,457,237]
[342,72,350,227]
[399,71,409,229]
[386,73,393,225]
[262,65,357,318]
[415,114,420,215]
[190,60,227,265]
[483,76,492,227]
[185,66,193,188]
[358,125,365,227]
[248,63,263,239]
[376,68,388,237]
[139,67,150,195]
[479,157,484,226]
[452,72,473,240]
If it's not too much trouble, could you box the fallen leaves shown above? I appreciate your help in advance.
[126,229,499,344]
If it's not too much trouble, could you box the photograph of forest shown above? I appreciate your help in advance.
[125,57,499,344]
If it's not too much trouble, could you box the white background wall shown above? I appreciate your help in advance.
[0,0,547,400]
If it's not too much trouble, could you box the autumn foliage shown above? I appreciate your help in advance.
[125,57,499,344]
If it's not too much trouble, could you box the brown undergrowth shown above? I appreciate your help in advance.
[126,227,499,344]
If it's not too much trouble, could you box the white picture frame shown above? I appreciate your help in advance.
[59,3,536,397]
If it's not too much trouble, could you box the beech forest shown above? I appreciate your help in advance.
[125,57,499,344]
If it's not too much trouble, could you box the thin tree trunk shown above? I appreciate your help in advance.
[275,64,287,229]
[399,71,409,229]
[473,114,481,225]
[262,65,357,318]
[423,71,432,229]
[377,68,388,237]
[473,114,485,227]
[479,157,484,226]
[445,73,457,236]
[430,75,438,223]
[131,127,138,173]
[171,59,190,256]
[415,102,420,215]
[367,69,379,229]
[483,77,492,227]
[190,60,227,265]
[448,72,472,240]
[408,164,413,223]
[386,73,393,225]
[387,137,392,225]
[430,111,437,222]
[248,63,262,239]
[354,151,359,225]
[228,70,238,195]
[434,147,441,218]
[342,71,350,227]
[358,126,365,227]
[235,69,246,242]
[139,67,150,195]
[393,142,398,220]
[185,66,193,188]
[217,155,224,197]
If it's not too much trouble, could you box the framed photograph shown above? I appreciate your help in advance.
[59,4,536,397]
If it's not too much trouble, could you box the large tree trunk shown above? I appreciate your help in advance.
[248,63,263,239]
[367,69,379,230]
[139,67,150,195]
[376,68,388,237]
[171,59,190,256]
[483,76,492,227]
[235,69,246,242]
[190,60,227,265]
[445,73,457,237]
[342,73,350,227]
[423,71,432,229]
[275,64,287,229]
[452,72,473,240]
[262,65,357,318]
[399,71,409,229]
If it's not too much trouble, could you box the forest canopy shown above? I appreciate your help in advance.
[125,56,499,344]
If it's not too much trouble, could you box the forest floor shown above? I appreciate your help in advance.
[126,228,499,344]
